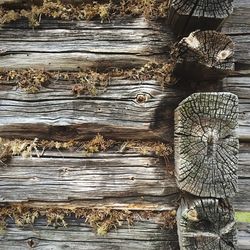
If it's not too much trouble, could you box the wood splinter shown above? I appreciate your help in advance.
[175,92,239,198]
[177,197,237,250]
[171,30,235,81]
[168,0,234,37]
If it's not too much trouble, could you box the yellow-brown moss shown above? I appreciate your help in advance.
[0,68,51,93]
[0,0,171,27]
[0,204,176,235]
[0,135,173,164]
[0,62,175,94]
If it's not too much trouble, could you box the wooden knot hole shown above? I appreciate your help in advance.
[136,93,148,104]
[27,239,36,248]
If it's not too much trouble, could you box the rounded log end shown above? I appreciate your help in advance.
[177,198,237,250]
[172,30,235,80]
[175,92,239,198]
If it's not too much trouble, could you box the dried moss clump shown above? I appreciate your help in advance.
[0,68,51,93]
[122,140,173,159]
[0,0,170,27]
[71,71,110,96]
[83,134,114,154]
[0,204,176,235]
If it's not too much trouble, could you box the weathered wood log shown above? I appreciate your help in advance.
[0,76,249,142]
[0,213,248,250]
[177,197,237,249]
[0,79,180,141]
[171,30,235,80]
[0,217,179,250]
[0,17,174,71]
[175,92,239,198]
[0,146,249,210]
[168,0,234,37]
[0,151,178,202]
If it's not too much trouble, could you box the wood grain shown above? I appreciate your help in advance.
[177,198,237,250]
[175,93,239,198]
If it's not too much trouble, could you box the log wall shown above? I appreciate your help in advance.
[0,0,249,249]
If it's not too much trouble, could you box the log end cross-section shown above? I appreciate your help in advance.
[175,92,239,198]
[168,0,234,36]
[172,30,235,81]
[177,198,237,250]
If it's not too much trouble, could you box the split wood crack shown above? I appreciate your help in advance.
[169,1,239,249]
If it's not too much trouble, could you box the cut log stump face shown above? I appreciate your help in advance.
[172,30,235,80]
[168,0,234,36]
[175,92,239,198]
[177,198,237,250]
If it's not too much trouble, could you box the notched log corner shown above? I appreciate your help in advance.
[168,0,234,37]
[177,197,237,250]
[171,30,235,81]
[175,92,239,198]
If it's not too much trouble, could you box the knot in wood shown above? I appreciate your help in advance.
[136,93,148,104]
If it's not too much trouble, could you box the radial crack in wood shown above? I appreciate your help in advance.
[177,197,237,250]
[175,92,239,198]
[168,0,234,36]
[171,30,235,81]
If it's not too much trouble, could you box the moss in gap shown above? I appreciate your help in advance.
[0,0,171,27]
[0,204,177,235]
[0,134,173,165]
[235,211,250,223]
[0,62,175,94]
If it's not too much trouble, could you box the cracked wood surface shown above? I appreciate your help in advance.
[175,92,239,198]
[0,17,173,71]
[172,30,235,80]
[177,197,237,250]
[0,148,249,211]
[168,0,234,36]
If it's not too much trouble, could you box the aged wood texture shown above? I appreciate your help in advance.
[0,217,248,250]
[0,79,180,141]
[0,151,178,202]
[177,198,237,250]
[0,147,249,211]
[172,30,235,80]
[0,218,179,250]
[168,0,234,36]
[0,18,173,71]
[0,77,249,142]
[175,92,239,198]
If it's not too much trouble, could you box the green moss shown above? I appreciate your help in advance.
[235,211,250,223]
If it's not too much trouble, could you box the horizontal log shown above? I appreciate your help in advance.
[0,17,174,71]
[0,215,248,250]
[0,151,177,203]
[0,76,249,141]
[222,0,250,35]
[0,217,179,250]
[0,146,249,211]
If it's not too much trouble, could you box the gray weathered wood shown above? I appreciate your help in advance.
[0,217,179,250]
[0,215,248,250]
[0,151,178,202]
[0,79,180,141]
[168,0,234,36]
[175,92,239,198]
[0,147,249,211]
[177,197,237,249]
[172,30,235,80]
[0,17,174,71]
